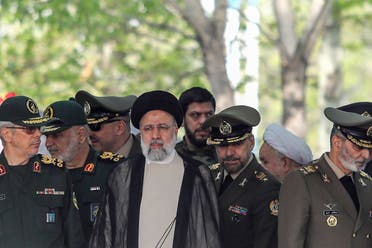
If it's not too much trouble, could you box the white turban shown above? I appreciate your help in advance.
[263,123,313,165]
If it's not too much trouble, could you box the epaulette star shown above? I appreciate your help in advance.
[99,152,125,162]
[208,163,220,170]
[40,154,64,168]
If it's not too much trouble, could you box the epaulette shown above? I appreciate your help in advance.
[254,170,269,182]
[99,152,125,162]
[360,170,372,181]
[299,162,319,175]
[39,154,64,168]
[208,163,220,171]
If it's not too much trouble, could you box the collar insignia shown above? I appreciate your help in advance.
[33,161,41,173]
[0,164,6,176]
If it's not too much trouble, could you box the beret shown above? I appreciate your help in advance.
[0,96,49,127]
[324,102,372,148]
[41,100,87,135]
[131,90,183,129]
[203,105,260,145]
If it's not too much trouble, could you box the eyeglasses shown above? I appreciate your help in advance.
[88,119,122,132]
[6,126,40,135]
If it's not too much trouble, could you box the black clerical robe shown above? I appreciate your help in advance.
[89,153,221,248]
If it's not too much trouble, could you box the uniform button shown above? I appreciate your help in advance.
[366,234,370,239]
[352,233,356,238]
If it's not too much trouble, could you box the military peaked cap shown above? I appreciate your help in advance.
[203,105,260,145]
[0,96,50,127]
[41,100,87,135]
[324,102,372,148]
[75,90,137,124]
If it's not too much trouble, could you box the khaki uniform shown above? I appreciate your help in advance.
[211,156,280,248]
[279,154,372,248]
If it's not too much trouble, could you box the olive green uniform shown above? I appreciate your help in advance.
[0,153,85,248]
[279,154,372,248]
[210,156,280,248]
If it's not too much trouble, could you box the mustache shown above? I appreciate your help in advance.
[223,157,239,162]
[150,139,164,145]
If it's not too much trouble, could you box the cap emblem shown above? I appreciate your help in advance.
[361,111,371,117]
[43,106,54,118]
[26,99,39,114]
[83,101,91,116]
[219,121,232,135]
[367,126,372,137]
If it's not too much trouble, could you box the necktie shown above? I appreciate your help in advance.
[340,175,359,211]
[220,174,233,195]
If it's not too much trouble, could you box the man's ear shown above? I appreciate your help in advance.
[331,135,343,151]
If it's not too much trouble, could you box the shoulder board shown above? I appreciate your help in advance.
[254,170,269,182]
[39,154,64,168]
[208,163,220,170]
[99,152,125,162]
[360,170,372,181]
[299,164,318,175]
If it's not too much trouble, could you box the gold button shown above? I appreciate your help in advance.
[352,233,356,238]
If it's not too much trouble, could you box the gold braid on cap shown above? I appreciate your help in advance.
[207,133,250,145]
[22,117,50,125]
[346,134,372,148]
[87,116,110,124]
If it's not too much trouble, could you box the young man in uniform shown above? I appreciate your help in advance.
[0,96,85,247]
[75,90,141,157]
[279,102,372,248]
[203,105,280,248]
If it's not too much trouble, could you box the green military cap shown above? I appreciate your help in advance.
[75,90,137,124]
[0,96,50,127]
[202,105,261,145]
[41,100,88,135]
[324,102,372,148]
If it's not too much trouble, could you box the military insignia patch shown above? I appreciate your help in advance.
[99,152,125,162]
[83,101,91,116]
[26,99,39,114]
[326,215,337,227]
[238,178,248,187]
[90,203,100,222]
[322,173,330,183]
[40,155,64,168]
[0,164,7,176]
[360,170,372,181]
[228,205,248,216]
[269,199,279,216]
[323,203,340,216]
[46,211,56,223]
[208,163,220,170]
[254,171,268,182]
[300,164,318,175]
[219,121,232,135]
[33,161,41,173]
[0,193,5,200]
[84,163,95,173]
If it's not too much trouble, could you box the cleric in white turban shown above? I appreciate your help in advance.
[259,123,313,182]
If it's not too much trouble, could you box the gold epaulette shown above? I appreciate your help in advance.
[208,163,220,170]
[360,170,372,181]
[99,152,125,162]
[254,170,269,182]
[299,163,318,175]
[40,154,64,168]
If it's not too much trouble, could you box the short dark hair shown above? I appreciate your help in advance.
[178,87,216,115]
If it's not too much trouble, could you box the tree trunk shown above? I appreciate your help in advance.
[281,58,307,137]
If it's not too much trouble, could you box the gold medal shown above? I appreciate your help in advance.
[327,215,337,227]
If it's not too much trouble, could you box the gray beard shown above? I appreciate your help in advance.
[141,136,177,161]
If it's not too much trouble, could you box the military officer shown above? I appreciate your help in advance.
[203,105,280,248]
[0,96,85,248]
[279,102,372,248]
[41,99,131,241]
[175,87,218,166]
[75,90,141,157]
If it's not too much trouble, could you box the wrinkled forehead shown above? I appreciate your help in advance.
[139,110,176,126]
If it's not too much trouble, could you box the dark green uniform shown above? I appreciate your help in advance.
[210,156,280,248]
[175,137,218,167]
[0,153,85,248]
[68,148,126,241]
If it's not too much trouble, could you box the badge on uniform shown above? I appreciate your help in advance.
[238,178,248,187]
[33,161,41,173]
[228,204,248,216]
[269,199,279,216]
[90,203,100,222]
[323,203,339,227]
[84,163,95,173]
[90,186,101,191]
[46,210,56,223]
[0,164,7,176]
[0,193,6,200]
